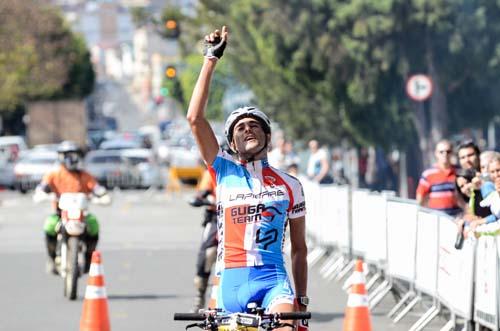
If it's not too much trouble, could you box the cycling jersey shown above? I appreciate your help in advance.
[210,149,306,272]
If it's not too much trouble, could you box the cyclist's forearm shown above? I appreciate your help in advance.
[291,247,308,297]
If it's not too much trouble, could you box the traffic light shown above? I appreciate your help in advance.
[163,18,180,39]
[160,87,169,96]
[165,66,176,79]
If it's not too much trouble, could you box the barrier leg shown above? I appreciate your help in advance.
[325,256,347,281]
[393,294,421,323]
[408,303,440,331]
[307,246,326,268]
[439,313,457,331]
[319,252,341,275]
[366,271,381,291]
[369,279,392,309]
[387,290,414,318]
[334,259,356,281]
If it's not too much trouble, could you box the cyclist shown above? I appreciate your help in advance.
[34,141,110,275]
[189,168,218,311]
[186,26,308,330]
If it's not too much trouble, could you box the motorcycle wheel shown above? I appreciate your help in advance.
[65,237,80,300]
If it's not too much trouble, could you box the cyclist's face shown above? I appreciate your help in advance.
[231,118,267,155]
[458,147,479,170]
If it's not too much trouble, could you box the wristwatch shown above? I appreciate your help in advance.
[296,296,310,307]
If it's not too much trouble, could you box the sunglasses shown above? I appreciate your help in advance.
[438,150,452,154]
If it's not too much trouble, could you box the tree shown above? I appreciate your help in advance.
[195,0,500,153]
[0,0,95,112]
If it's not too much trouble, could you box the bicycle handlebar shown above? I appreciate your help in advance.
[173,313,206,321]
[173,311,311,321]
[278,312,311,320]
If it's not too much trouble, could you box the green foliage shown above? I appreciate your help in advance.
[179,54,231,120]
[195,0,500,148]
[130,6,150,28]
[0,0,94,112]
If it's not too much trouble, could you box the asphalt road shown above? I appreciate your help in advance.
[0,189,449,330]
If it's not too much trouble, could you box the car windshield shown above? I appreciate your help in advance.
[126,156,149,165]
[88,155,122,164]
[23,156,57,164]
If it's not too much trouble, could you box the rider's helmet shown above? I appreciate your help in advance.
[224,106,271,152]
[57,141,83,171]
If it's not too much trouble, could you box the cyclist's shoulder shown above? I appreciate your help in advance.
[267,165,303,187]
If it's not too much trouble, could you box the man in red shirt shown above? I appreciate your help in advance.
[416,140,462,216]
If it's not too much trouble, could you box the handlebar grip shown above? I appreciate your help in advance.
[279,312,311,320]
[173,313,206,321]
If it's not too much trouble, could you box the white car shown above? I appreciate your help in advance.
[14,150,59,193]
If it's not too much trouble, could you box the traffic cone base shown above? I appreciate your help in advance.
[343,259,372,331]
[80,251,110,331]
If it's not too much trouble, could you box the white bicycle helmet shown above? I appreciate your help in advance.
[224,106,271,147]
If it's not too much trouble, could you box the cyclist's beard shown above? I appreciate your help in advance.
[236,136,268,162]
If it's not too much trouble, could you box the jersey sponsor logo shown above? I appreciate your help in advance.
[228,189,285,201]
[229,204,284,224]
[291,201,306,214]
[264,175,277,184]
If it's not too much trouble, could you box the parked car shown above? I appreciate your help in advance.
[13,150,58,193]
[121,148,165,189]
[0,135,27,162]
[84,150,137,189]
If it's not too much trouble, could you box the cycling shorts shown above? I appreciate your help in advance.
[217,264,294,313]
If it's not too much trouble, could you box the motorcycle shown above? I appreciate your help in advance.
[55,192,90,300]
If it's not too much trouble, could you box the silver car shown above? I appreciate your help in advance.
[84,150,134,189]
[13,150,59,193]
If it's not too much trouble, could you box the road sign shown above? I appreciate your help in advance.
[406,74,433,102]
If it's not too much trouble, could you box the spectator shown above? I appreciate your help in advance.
[465,152,500,231]
[268,137,286,170]
[456,140,490,217]
[286,163,299,177]
[269,138,300,172]
[358,147,368,188]
[306,140,333,184]
[331,148,348,185]
[416,140,462,216]
[283,140,300,169]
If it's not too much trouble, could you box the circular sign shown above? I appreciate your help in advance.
[406,74,433,102]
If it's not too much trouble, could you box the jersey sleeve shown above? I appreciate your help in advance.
[81,171,98,192]
[416,173,430,197]
[210,148,235,184]
[289,177,306,219]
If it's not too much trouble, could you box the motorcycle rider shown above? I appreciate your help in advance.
[34,141,110,275]
[189,168,218,311]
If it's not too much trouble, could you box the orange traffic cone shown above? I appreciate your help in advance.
[80,251,111,331]
[343,259,372,331]
[207,276,220,309]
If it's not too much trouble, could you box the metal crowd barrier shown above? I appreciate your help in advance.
[301,179,500,331]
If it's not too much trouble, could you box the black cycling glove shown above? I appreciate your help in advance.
[203,35,226,59]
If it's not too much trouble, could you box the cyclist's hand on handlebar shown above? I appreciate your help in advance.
[203,26,228,59]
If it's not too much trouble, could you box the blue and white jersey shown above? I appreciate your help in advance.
[209,149,306,272]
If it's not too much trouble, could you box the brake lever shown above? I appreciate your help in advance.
[185,322,203,330]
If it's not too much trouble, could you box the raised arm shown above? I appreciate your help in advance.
[186,26,228,165]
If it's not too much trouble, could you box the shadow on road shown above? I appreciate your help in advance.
[107,294,177,301]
